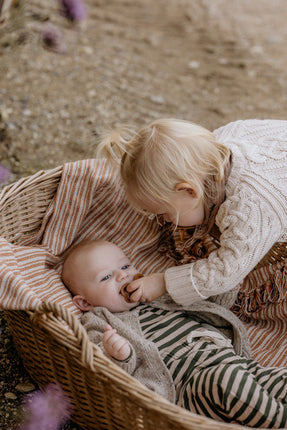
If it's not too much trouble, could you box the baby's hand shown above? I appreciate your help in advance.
[126,272,166,303]
[102,325,131,361]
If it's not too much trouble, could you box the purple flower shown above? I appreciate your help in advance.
[59,0,87,22]
[20,382,71,430]
[0,164,12,185]
[42,26,66,54]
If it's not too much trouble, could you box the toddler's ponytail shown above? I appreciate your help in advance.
[95,126,135,164]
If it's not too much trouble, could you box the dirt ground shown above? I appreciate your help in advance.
[1,0,287,428]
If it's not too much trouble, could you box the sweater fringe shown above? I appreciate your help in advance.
[232,262,287,321]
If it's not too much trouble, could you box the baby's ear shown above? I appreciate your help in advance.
[72,295,93,312]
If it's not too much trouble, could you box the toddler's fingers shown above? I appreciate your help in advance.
[126,280,145,302]
[126,279,141,294]
[129,287,144,303]
[105,324,113,331]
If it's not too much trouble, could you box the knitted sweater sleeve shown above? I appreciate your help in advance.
[81,310,137,374]
[165,181,284,307]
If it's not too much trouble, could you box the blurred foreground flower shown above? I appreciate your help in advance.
[59,0,87,22]
[20,382,71,430]
[42,25,67,54]
[0,163,12,185]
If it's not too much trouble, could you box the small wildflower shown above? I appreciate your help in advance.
[42,26,66,54]
[20,382,71,430]
[0,163,12,185]
[59,0,87,22]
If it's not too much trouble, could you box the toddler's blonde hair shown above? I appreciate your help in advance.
[96,118,230,214]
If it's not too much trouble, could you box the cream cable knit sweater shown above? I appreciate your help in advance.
[165,119,287,308]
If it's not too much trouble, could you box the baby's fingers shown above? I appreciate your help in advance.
[103,327,116,344]
[117,341,131,361]
[111,336,127,351]
[104,331,123,349]
[103,331,130,360]
[112,338,130,361]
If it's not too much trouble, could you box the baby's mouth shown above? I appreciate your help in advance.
[120,273,144,303]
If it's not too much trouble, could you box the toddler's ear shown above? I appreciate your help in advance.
[175,182,197,197]
[72,295,93,312]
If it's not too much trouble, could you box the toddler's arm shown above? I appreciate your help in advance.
[102,324,131,361]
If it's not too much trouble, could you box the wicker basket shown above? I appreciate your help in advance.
[0,166,283,430]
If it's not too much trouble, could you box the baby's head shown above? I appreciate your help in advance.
[96,118,230,227]
[62,240,139,312]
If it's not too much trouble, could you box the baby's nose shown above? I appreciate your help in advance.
[116,269,128,281]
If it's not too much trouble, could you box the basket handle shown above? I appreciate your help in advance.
[31,301,95,371]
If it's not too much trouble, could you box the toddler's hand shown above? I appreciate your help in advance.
[126,272,166,303]
[102,325,131,361]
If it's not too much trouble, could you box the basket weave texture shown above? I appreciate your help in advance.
[0,166,284,430]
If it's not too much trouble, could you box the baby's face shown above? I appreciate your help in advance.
[71,242,139,312]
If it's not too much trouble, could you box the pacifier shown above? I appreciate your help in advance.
[120,273,144,303]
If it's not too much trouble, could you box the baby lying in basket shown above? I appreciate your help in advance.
[62,240,287,428]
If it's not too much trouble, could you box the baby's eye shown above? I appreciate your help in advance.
[121,264,130,270]
[101,274,111,282]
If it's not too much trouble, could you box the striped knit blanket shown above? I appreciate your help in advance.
[0,159,286,367]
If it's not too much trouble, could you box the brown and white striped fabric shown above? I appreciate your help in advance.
[0,159,174,316]
[0,159,286,368]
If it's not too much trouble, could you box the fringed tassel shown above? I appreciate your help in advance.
[232,264,287,321]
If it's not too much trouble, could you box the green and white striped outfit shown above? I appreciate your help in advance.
[138,305,287,428]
